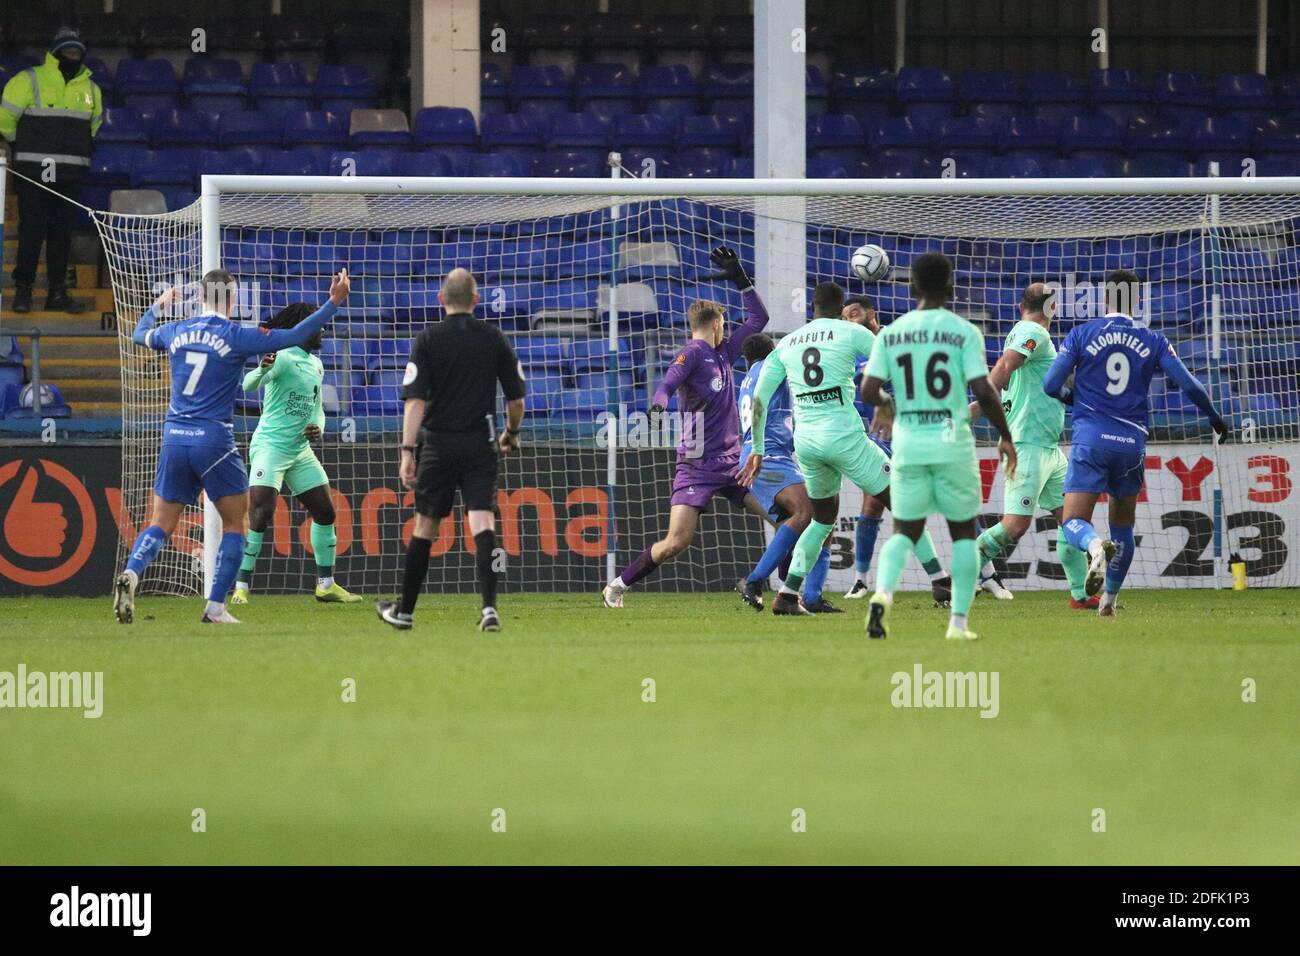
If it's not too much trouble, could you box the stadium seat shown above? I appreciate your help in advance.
[809,113,865,152]
[1190,115,1252,165]
[872,116,932,162]
[547,112,611,149]
[896,66,955,104]
[1152,71,1213,110]
[263,147,332,176]
[285,110,348,146]
[1000,115,1060,162]
[613,114,677,149]
[397,152,455,177]
[511,65,572,113]
[936,116,996,151]
[1118,154,1192,177]
[328,149,403,177]
[678,114,739,151]
[1049,156,1118,178]
[219,110,281,147]
[466,153,532,177]
[1275,73,1300,110]
[1024,71,1083,105]
[1216,73,1274,112]
[97,108,150,145]
[84,57,114,101]
[115,59,180,113]
[1,383,71,419]
[1125,114,1190,154]
[481,113,545,154]
[986,156,1047,178]
[575,63,637,114]
[534,150,605,177]
[197,147,264,180]
[250,62,313,115]
[413,107,479,148]
[480,62,509,113]
[966,102,1021,126]
[1253,115,1300,153]
[314,65,378,114]
[89,145,142,188]
[182,57,246,113]
[959,70,1020,105]
[1089,68,1148,104]
[670,150,731,178]
[130,149,198,188]
[807,157,857,178]
[151,109,219,148]
[618,148,673,178]
[830,65,895,113]
[348,109,411,147]
[1059,114,1123,159]
[806,65,830,116]
[638,64,699,113]
[701,63,754,107]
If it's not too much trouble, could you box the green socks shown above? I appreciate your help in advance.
[912,529,945,578]
[875,533,915,596]
[1057,527,1088,600]
[784,519,834,593]
[950,537,979,617]
[977,523,1016,563]
[311,521,337,583]
[236,528,264,588]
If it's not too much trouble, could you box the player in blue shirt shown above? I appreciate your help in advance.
[1042,269,1229,616]
[735,334,837,614]
[113,267,351,625]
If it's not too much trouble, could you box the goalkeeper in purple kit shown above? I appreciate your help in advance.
[602,247,769,607]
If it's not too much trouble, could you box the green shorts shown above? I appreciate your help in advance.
[248,440,329,495]
[1003,443,1067,517]
[890,457,981,522]
[794,428,891,501]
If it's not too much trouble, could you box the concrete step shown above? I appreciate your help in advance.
[0,264,100,289]
[2,315,115,335]
[42,378,121,403]
[67,400,123,416]
[2,289,117,317]
[27,357,119,379]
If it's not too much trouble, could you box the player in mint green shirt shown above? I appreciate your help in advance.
[968,283,1091,608]
[860,253,1016,641]
[740,282,951,615]
[232,303,360,605]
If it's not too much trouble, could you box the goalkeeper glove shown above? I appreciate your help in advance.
[704,246,753,291]
[1212,417,1231,443]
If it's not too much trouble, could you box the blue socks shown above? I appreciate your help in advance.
[1062,517,1099,555]
[747,523,799,584]
[1104,524,1136,595]
[126,525,166,577]
[854,516,881,575]
[209,531,245,604]
[803,548,831,605]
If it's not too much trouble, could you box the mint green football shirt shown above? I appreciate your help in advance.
[243,347,325,451]
[1001,318,1064,449]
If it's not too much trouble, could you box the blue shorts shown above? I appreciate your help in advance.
[1065,444,1146,499]
[748,455,804,522]
[154,441,249,505]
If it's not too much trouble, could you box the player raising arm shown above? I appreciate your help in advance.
[602,247,768,608]
[967,283,1092,608]
[232,303,360,606]
[1042,269,1229,616]
[859,254,1016,641]
[114,267,350,624]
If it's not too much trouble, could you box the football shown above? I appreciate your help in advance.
[850,243,890,282]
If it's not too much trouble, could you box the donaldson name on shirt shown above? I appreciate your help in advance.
[168,329,233,357]
[1084,329,1152,359]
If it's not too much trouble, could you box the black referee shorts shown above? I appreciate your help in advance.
[414,430,500,518]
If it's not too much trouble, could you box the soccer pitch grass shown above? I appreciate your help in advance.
[0,589,1295,866]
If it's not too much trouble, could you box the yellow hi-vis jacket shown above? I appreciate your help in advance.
[0,52,103,175]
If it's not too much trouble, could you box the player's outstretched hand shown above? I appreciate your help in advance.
[704,246,753,290]
[998,437,1018,481]
[260,352,276,368]
[1212,418,1232,443]
[329,268,351,305]
[738,452,763,487]
[304,424,322,441]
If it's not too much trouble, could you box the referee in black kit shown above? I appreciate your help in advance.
[377,268,526,633]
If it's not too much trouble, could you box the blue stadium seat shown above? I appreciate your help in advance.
[88,145,137,187]
[671,149,731,178]
[936,115,996,151]
[219,110,281,147]
[902,102,955,127]
[807,157,858,178]
[702,63,754,106]
[1050,156,1118,178]
[806,65,829,116]
[151,109,219,148]
[1118,154,1192,177]
[547,112,610,149]
[613,114,677,148]
[1089,68,1148,104]
[986,156,1047,178]
[97,107,150,145]
[1152,71,1212,110]
[354,382,403,417]
[413,107,479,148]
[197,147,264,179]
[84,57,113,101]
[366,339,414,370]
[575,62,637,114]
[1275,73,1300,110]
[466,152,532,177]
[481,113,545,154]
[1000,115,1060,161]
[1216,73,1274,112]
[397,151,455,176]
[638,64,698,112]
[511,65,572,112]
[966,102,1020,126]
[871,116,932,162]
[959,70,1020,105]
[1094,103,1150,130]
[809,113,864,150]
[182,57,246,113]
[314,65,377,114]
[725,157,753,178]
[327,149,404,177]
[1255,154,1300,175]
[1125,114,1190,153]
[481,62,509,113]
[116,59,179,113]
[618,148,673,178]
[830,65,895,110]
[1025,71,1083,105]
[250,62,313,115]
[284,110,348,146]
[1190,114,1252,165]
[131,149,197,188]
[1,383,71,419]
[1254,115,1300,153]
[263,147,332,176]
[896,66,954,103]
[1060,114,1123,158]
[678,114,739,151]
[534,150,605,177]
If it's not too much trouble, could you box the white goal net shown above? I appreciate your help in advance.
[96,176,1300,597]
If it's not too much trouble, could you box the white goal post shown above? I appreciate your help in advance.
[95,174,1300,599]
